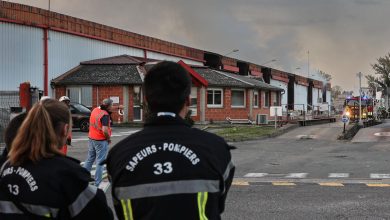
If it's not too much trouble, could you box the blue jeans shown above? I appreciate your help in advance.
[84,139,109,187]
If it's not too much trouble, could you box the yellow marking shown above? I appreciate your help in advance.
[272,182,296,186]
[366,183,390,187]
[318,182,344,187]
[232,181,249,186]
[127,199,134,220]
[121,199,129,220]
[202,192,208,220]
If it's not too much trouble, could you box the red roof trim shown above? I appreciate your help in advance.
[177,60,208,87]
[223,65,239,73]
[271,75,289,83]
[250,70,262,77]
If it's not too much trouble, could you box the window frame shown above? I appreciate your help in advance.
[230,89,246,108]
[264,91,270,108]
[207,88,224,108]
[253,90,259,108]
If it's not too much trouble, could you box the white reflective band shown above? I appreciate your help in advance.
[115,180,220,200]
[0,200,59,217]
[68,185,98,217]
[0,201,23,214]
[223,161,235,181]
[22,203,59,217]
[222,161,235,193]
[157,112,176,117]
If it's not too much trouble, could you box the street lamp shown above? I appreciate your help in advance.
[224,49,239,56]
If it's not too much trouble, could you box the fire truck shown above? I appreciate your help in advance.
[344,96,374,121]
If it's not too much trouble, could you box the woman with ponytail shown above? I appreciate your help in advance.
[0,99,113,220]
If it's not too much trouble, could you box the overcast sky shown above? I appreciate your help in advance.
[8,0,390,92]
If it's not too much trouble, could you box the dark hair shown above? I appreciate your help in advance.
[9,99,71,165]
[144,61,191,114]
[4,112,27,151]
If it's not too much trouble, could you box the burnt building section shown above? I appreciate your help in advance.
[308,79,313,110]
[288,75,295,110]
[237,61,249,76]
[261,67,272,84]
[204,52,222,69]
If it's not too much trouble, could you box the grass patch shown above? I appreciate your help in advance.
[214,126,276,142]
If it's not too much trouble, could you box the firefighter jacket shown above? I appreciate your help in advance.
[89,107,112,141]
[0,155,113,220]
[107,115,235,220]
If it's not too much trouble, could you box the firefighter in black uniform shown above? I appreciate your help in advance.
[107,61,235,220]
[0,99,113,220]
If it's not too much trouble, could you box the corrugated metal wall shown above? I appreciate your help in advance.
[48,31,145,96]
[146,51,203,66]
[294,84,308,111]
[326,91,331,105]
[312,88,320,107]
[270,79,288,105]
[0,22,44,90]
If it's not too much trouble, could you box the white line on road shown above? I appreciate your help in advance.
[244,173,268,178]
[285,173,308,178]
[370,174,390,179]
[328,173,350,178]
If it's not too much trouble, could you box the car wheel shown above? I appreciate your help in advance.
[79,119,89,132]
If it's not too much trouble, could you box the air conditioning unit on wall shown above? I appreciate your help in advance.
[256,114,268,125]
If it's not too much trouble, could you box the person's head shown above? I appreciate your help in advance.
[144,61,191,115]
[59,96,71,107]
[8,99,71,165]
[4,112,27,151]
[100,98,113,112]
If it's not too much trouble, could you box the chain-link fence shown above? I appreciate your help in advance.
[0,91,20,155]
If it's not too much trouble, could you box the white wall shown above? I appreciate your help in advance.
[270,79,288,106]
[0,22,44,90]
[294,84,308,111]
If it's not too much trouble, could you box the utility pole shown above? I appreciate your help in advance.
[357,72,362,124]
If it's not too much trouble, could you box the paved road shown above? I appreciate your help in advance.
[69,121,390,219]
[352,119,390,143]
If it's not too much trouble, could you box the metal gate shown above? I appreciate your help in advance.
[0,91,20,154]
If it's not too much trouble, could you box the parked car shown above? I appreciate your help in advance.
[70,103,91,132]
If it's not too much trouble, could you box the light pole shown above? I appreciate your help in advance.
[224,49,239,56]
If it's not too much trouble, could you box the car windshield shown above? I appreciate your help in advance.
[72,103,91,113]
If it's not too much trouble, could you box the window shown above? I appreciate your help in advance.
[207,89,223,107]
[272,92,277,106]
[231,89,245,108]
[264,91,270,107]
[67,86,92,107]
[253,91,259,108]
[190,87,198,116]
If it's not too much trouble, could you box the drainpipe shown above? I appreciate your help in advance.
[43,29,49,96]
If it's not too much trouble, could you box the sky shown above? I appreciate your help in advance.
[7,0,390,92]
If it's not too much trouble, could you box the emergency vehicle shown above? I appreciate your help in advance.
[344,96,373,121]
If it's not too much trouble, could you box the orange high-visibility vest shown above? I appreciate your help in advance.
[89,108,112,140]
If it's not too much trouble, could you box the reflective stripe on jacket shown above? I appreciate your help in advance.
[89,108,111,140]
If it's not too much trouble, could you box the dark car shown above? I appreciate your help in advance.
[70,103,91,132]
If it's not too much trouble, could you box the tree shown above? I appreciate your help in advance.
[371,53,390,91]
[365,74,380,96]
[318,70,332,82]
[371,53,390,109]
[331,85,342,100]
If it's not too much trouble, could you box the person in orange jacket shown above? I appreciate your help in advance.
[59,96,72,155]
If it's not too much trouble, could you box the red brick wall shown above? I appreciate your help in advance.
[93,85,123,123]
[0,1,204,61]
[54,86,66,99]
